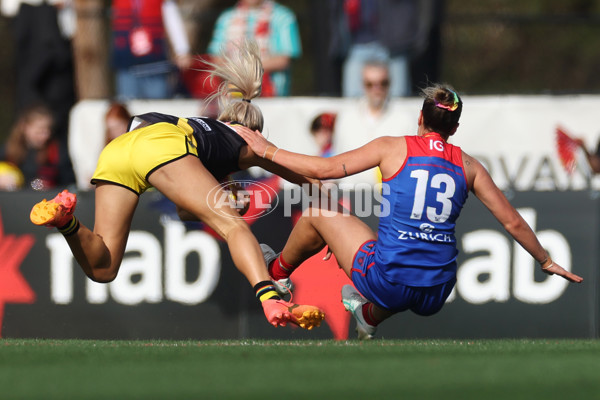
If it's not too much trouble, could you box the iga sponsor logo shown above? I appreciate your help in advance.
[429,140,444,152]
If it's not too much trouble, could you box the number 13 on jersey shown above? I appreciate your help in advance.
[409,169,456,224]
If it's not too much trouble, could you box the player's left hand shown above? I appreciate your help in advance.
[541,261,583,283]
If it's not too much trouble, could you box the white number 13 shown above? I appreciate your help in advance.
[409,169,455,223]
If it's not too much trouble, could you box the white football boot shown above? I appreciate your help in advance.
[342,285,377,340]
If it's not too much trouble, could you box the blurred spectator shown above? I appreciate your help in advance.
[70,102,131,190]
[111,0,192,100]
[0,161,25,191]
[332,60,404,186]
[585,143,600,174]
[328,0,420,98]
[207,0,302,97]
[309,112,336,158]
[410,0,444,92]
[0,104,75,191]
[6,0,77,145]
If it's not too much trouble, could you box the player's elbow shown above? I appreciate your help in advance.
[89,268,118,283]
[503,215,529,236]
[176,207,197,221]
[313,169,332,180]
[311,159,339,180]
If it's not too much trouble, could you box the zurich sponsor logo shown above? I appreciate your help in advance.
[419,223,435,233]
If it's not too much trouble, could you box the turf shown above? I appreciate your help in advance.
[1,338,598,399]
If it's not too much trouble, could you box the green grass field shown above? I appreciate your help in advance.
[1,338,599,399]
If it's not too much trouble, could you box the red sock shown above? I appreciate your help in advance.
[362,303,379,326]
[269,254,295,280]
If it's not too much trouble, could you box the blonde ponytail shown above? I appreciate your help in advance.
[203,39,265,131]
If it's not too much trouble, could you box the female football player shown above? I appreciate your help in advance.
[29,40,324,330]
[235,84,583,339]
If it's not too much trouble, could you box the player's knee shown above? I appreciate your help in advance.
[412,304,444,317]
[219,218,251,240]
[89,266,118,283]
[301,207,317,218]
[89,272,117,284]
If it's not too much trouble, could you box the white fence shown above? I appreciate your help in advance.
[69,96,600,191]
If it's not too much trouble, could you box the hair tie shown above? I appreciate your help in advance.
[242,99,251,103]
[434,90,460,112]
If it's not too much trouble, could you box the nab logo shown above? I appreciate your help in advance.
[429,140,444,152]
[0,209,36,337]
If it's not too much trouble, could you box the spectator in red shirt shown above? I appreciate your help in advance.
[111,0,192,99]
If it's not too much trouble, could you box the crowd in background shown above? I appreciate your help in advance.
[0,0,442,191]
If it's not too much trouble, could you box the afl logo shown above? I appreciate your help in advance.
[419,223,435,233]
[207,180,279,220]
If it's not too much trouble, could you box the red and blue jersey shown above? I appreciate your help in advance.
[374,132,469,286]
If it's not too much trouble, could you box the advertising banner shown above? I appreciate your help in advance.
[0,189,595,340]
[7,95,600,339]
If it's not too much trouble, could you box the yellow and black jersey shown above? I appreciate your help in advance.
[92,112,247,195]
[134,112,247,181]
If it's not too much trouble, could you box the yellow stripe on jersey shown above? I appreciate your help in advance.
[176,117,194,135]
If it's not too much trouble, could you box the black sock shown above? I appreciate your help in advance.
[254,280,281,302]
[58,217,80,237]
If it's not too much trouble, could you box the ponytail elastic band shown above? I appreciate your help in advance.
[242,99,251,103]
[434,90,460,112]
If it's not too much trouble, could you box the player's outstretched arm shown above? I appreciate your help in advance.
[465,152,583,284]
[234,125,386,180]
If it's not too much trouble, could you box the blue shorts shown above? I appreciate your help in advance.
[350,240,456,316]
